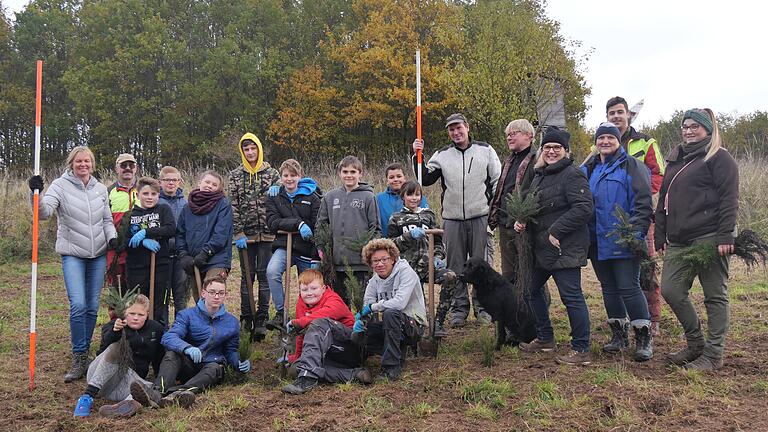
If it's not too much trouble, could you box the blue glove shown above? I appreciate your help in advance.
[352,319,365,333]
[410,227,425,239]
[354,312,361,321]
[185,347,202,363]
[129,229,146,248]
[268,185,280,197]
[360,304,372,317]
[434,258,446,269]
[299,222,313,240]
[286,321,295,334]
[239,359,251,373]
[235,236,248,249]
[142,238,161,253]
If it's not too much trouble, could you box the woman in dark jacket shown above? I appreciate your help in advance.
[581,122,654,362]
[515,127,594,366]
[656,108,739,371]
[265,159,322,325]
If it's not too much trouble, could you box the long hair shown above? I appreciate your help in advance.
[703,108,722,162]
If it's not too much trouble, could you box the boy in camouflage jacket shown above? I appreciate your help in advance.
[228,133,280,340]
[387,181,456,337]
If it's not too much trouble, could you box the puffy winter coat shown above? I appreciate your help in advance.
[266,178,322,259]
[288,287,354,363]
[162,300,240,367]
[377,187,428,237]
[528,157,593,270]
[37,170,116,258]
[176,197,234,272]
[581,147,653,260]
[98,319,165,379]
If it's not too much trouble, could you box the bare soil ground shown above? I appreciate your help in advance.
[1,257,767,432]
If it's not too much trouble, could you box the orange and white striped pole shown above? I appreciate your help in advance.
[29,60,42,391]
[415,49,422,184]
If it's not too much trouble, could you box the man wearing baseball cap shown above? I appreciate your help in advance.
[106,153,140,293]
[412,113,501,329]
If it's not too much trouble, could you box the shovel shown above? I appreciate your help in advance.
[417,228,444,358]
[235,238,258,332]
[192,266,201,302]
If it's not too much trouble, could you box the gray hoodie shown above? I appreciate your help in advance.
[317,182,380,271]
[363,258,426,326]
[36,170,116,258]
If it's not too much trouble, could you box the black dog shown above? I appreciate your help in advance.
[459,257,538,350]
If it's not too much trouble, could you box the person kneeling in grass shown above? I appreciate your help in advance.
[73,294,164,418]
[130,274,249,409]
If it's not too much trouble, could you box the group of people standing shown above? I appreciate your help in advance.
[28,94,739,417]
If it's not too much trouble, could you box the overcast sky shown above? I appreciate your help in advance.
[5,0,767,130]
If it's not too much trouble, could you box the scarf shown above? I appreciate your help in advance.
[680,136,711,162]
[188,188,224,215]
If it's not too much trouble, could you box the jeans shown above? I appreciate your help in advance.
[238,242,272,321]
[527,267,590,352]
[62,254,107,353]
[591,257,650,325]
[266,248,317,314]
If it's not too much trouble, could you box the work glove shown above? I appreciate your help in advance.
[185,346,202,363]
[129,229,147,248]
[298,222,313,240]
[268,185,280,197]
[142,238,161,253]
[28,175,44,192]
[285,320,298,334]
[234,236,248,249]
[434,258,446,270]
[360,304,373,317]
[238,359,251,373]
[107,238,120,251]
[179,255,195,275]
[409,227,425,239]
[352,319,365,333]
[194,250,209,268]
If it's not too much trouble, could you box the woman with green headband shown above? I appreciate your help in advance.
[655,108,739,371]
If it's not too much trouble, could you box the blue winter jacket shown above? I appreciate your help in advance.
[159,188,187,222]
[377,187,428,237]
[161,299,240,367]
[581,147,653,260]
[176,196,234,272]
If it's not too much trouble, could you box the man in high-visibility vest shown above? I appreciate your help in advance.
[107,153,139,293]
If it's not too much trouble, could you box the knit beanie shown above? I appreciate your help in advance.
[594,122,622,142]
[541,127,571,150]
[682,109,713,134]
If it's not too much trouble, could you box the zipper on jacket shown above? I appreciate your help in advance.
[462,151,466,220]
[85,183,95,256]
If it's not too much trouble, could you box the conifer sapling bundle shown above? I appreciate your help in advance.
[102,285,139,377]
[504,187,540,301]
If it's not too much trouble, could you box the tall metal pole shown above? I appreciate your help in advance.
[29,60,43,391]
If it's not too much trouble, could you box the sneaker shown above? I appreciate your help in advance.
[281,376,318,395]
[158,389,196,408]
[476,311,493,326]
[683,355,723,371]
[449,316,466,328]
[98,399,142,418]
[433,322,448,338]
[130,381,161,408]
[353,368,373,385]
[555,350,592,366]
[73,394,93,417]
[666,346,704,366]
[519,338,556,353]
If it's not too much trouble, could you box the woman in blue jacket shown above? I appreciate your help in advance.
[581,122,654,361]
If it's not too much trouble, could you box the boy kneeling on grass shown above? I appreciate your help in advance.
[130,274,250,409]
[73,294,164,418]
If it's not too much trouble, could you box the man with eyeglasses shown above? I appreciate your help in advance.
[130,274,249,409]
[106,153,140,295]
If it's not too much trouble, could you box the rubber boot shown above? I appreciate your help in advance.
[633,324,653,362]
[603,319,629,354]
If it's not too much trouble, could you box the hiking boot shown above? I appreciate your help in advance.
[252,317,267,342]
[555,350,592,366]
[666,345,704,366]
[651,321,660,337]
[158,389,196,409]
[98,399,142,418]
[376,366,402,382]
[281,376,318,395]
[353,368,373,385]
[265,311,285,331]
[73,394,93,417]
[64,352,89,383]
[449,316,466,328]
[519,338,556,353]
[433,321,448,338]
[476,311,493,326]
[683,355,723,371]
[603,320,629,354]
[633,324,653,362]
[130,381,161,408]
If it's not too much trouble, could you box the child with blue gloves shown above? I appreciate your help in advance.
[122,177,176,327]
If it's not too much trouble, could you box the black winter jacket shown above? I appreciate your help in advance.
[266,183,322,259]
[528,157,593,270]
[98,319,165,379]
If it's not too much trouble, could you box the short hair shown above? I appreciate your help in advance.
[504,119,535,136]
[65,146,96,172]
[159,166,181,178]
[137,177,160,193]
[127,294,150,311]
[384,162,405,177]
[279,159,304,177]
[298,269,324,286]
[203,273,227,290]
[362,238,400,266]
[198,170,224,191]
[605,96,629,113]
[398,181,422,200]
[337,155,363,173]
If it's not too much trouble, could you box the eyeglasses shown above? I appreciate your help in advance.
[371,257,392,265]
[506,130,524,137]
[205,290,226,298]
[161,178,180,183]
[680,124,701,132]
[542,144,564,153]
[119,162,136,168]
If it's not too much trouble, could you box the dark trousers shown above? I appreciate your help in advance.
[527,267,591,352]
[443,217,488,319]
[154,351,224,395]
[591,256,651,324]
[334,270,369,312]
[366,309,418,370]
[168,255,188,317]
[127,264,169,328]
[239,241,272,321]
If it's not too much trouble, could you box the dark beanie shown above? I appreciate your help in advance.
[594,122,621,142]
[682,108,713,134]
[541,126,571,150]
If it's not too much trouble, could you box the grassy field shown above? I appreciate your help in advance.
[1,252,767,431]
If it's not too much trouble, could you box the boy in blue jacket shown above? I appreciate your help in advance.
[130,274,250,409]
[158,166,189,316]
[377,163,427,237]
